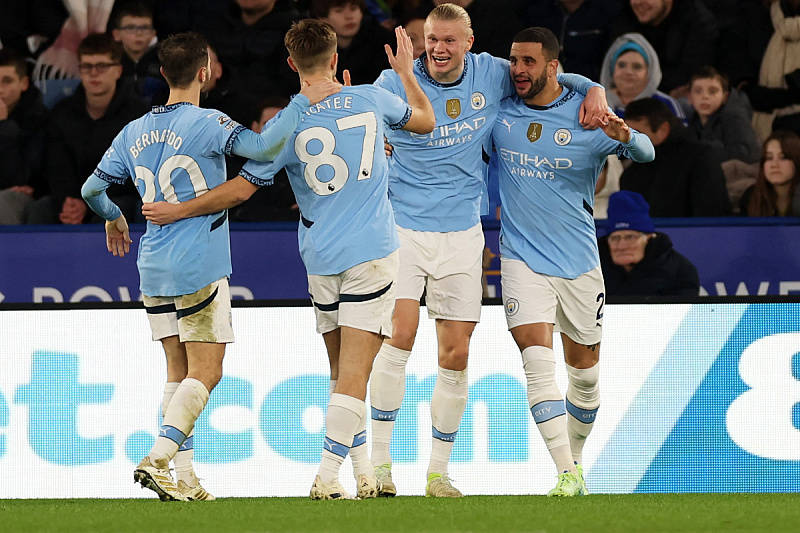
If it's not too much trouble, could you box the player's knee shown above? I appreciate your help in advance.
[388,325,416,351]
[438,345,469,371]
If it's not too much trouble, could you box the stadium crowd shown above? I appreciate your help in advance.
[2,0,800,226]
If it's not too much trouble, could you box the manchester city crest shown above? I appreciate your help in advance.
[527,123,543,142]
[446,99,461,119]
[470,92,486,110]
[505,298,519,316]
[554,128,572,145]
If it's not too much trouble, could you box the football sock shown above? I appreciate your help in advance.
[370,344,411,465]
[566,362,600,465]
[328,378,370,478]
[428,366,468,476]
[162,382,199,485]
[149,378,209,463]
[319,393,364,484]
[523,346,574,474]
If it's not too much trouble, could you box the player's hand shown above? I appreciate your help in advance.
[299,79,341,105]
[580,86,610,130]
[600,113,631,143]
[59,196,87,225]
[386,26,414,78]
[384,136,393,157]
[336,69,352,86]
[105,214,131,257]
[142,201,182,226]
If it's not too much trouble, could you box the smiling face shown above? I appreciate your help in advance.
[612,50,648,100]
[763,140,797,188]
[630,0,672,25]
[423,18,473,83]
[509,41,553,102]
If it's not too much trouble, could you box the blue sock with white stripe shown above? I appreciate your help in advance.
[566,363,600,465]
[428,366,468,477]
[319,393,365,484]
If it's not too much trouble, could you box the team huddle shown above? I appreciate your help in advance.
[82,3,654,501]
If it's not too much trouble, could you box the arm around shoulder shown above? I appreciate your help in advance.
[142,176,259,225]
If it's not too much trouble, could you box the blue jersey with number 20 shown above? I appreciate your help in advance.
[95,103,244,297]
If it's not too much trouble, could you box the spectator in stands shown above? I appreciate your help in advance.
[599,190,700,296]
[312,0,394,85]
[111,1,162,102]
[199,43,258,127]
[402,11,428,59]
[0,49,48,224]
[193,0,301,101]
[742,0,800,141]
[599,33,685,122]
[620,97,731,216]
[525,0,622,81]
[687,66,762,210]
[424,0,524,58]
[229,96,302,222]
[26,33,149,224]
[740,130,800,216]
[714,0,773,90]
[611,0,718,98]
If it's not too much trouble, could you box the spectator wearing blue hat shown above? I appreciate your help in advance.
[599,190,700,296]
[599,33,685,124]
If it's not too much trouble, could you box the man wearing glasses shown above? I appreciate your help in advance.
[25,33,149,225]
[111,2,162,102]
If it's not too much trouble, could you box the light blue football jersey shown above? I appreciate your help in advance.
[374,52,513,232]
[240,86,410,276]
[491,89,655,279]
[94,103,245,296]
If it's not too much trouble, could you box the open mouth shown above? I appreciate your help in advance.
[431,55,451,67]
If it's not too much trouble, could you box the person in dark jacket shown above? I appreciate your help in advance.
[312,0,395,85]
[621,97,731,216]
[26,33,149,224]
[599,190,700,296]
[0,48,49,224]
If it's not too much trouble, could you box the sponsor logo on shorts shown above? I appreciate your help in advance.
[505,298,519,316]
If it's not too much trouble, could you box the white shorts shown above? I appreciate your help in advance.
[308,250,399,336]
[501,258,604,346]
[143,277,234,343]
[396,223,484,322]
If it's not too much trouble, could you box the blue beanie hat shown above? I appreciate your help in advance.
[611,42,649,76]
[606,191,655,235]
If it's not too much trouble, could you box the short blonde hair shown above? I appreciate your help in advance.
[284,19,337,72]
[426,3,473,37]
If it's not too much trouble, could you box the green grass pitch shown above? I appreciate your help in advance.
[2,494,800,532]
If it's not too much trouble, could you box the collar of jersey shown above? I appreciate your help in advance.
[151,102,194,114]
[524,87,575,111]
[417,53,469,88]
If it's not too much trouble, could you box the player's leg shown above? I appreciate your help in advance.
[311,252,397,500]
[424,224,484,498]
[556,267,604,496]
[502,258,580,497]
[136,279,232,501]
[370,228,426,495]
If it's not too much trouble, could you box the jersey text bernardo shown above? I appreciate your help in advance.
[306,96,353,115]
[129,129,184,158]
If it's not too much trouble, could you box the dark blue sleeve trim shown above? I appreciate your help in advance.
[93,168,128,185]
[224,124,248,156]
[389,106,412,130]
[240,168,274,187]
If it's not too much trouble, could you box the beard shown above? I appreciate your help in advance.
[517,68,548,101]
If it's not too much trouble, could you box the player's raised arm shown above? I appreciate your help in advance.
[142,175,259,226]
[386,26,435,134]
[602,114,655,163]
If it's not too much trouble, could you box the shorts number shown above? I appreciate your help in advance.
[596,292,605,321]
[133,154,208,203]
[295,111,377,196]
